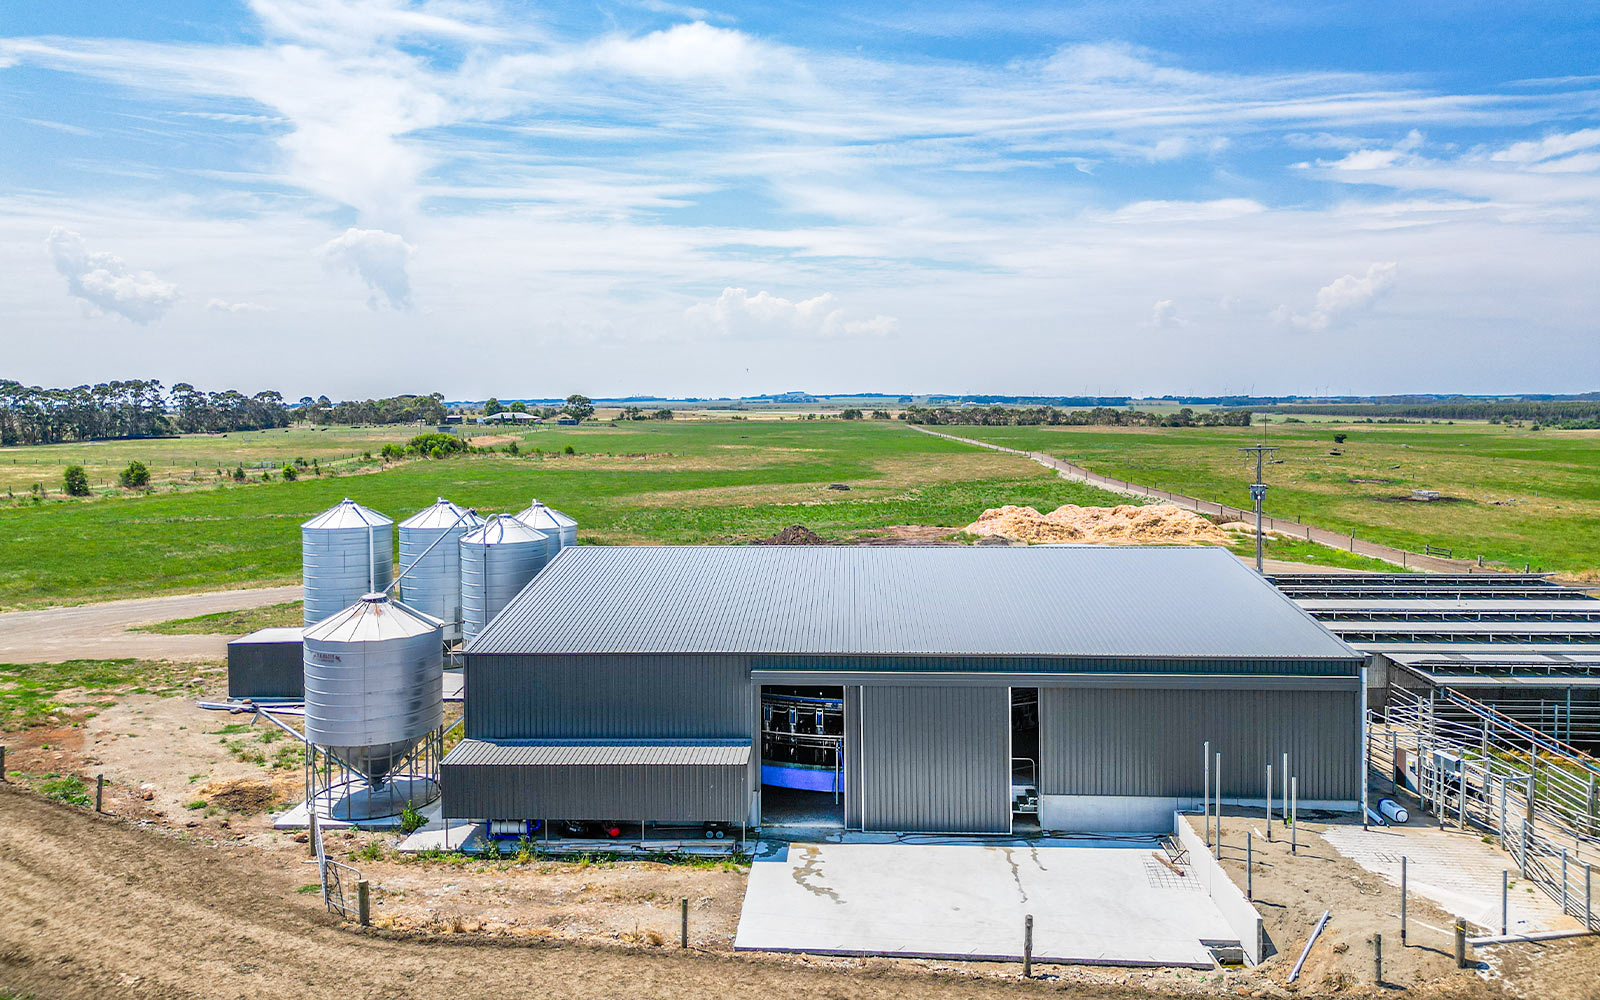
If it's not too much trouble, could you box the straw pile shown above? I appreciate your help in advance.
[963,503,1231,546]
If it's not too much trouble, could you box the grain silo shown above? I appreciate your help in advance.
[302,592,444,820]
[460,515,550,646]
[397,498,484,642]
[302,498,393,626]
[513,499,577,554]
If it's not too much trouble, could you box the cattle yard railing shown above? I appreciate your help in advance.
[1372,686,1598,929]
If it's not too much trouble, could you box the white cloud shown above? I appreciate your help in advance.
[206,298,270,313]
[1273,262,1398,331]
[1491,128,1600,164]
[685,287,898,340]
[579,22,803,84]
[315,228,414,309]
[45,227,179,323]
[1149,299,1185,328]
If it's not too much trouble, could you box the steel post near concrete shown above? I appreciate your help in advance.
[1247,831,1253,900]
[1204,742,1212,847]
[1023,914,1033,978]
[1266,764,1273,841]
[1454,918,1467,969]
[1501,870,1508,936]
[1562,849,1570,915]
[1215,752,1223,858]
[1400,857,1408,943]
[1586,865,1592,931]
[1373,933,1382,985]
[1458,768,1466,829]
[681,897,689,948]
[1291,777,1298,855]
[357,879,370,926]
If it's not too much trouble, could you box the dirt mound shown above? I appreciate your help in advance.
[964,503,1231,546]
[756,525,829,545]
[198,776,285,814]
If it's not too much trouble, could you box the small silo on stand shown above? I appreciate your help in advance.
[513,499,577,556]
[302,498,393,626]
[397,498,483,643]
[303,593,444,821]
[461,515,550,646]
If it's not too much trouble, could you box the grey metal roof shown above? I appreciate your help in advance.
[469,545,1358,660]
[229,627,304,645]
[443,738,752,766]
[302,497,391,529]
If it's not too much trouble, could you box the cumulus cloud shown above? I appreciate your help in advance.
[1149,299,1185,328]
[45,227,179,323]
[206,298,270,313]
[1273,262,1398,332]
[315,228,414,309]
[685,288,898,340]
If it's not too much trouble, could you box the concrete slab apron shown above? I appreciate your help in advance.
[735,841,1233,968]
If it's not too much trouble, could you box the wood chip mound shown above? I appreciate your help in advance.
[964,503,1231,546]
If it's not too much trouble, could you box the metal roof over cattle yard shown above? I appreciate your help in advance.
[443,739,752,767]
[468,545,1358,661]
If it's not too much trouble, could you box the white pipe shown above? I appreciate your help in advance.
[1380,798,1410,824]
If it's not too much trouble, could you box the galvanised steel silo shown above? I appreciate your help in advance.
[301,498,393,626]
[302,592,443,818]
[513,499,577,555]
[397,498,483,642]
[460,515,550,645]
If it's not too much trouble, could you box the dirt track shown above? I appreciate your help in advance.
[0,585,299,661]
[0,785,1159,1000]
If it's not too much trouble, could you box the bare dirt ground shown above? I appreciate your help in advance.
[0,585,300,661]
[5,691,1597,999]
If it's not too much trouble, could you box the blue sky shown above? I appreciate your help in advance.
[2,1,1597,398]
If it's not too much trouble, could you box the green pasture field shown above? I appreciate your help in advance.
[939,421,1600,575]
[0,421,1136,610]
[131,601,303,635]
[0,424,421,495]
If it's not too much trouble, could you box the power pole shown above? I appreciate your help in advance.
[1240,446,1277,573]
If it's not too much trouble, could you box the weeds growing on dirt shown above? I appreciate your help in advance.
[399,800,426,835]
[0,659,214,729]
[37,773,90,806]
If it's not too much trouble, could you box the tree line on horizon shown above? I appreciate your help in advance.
[0,379,448,446]
[899,405,1252,428]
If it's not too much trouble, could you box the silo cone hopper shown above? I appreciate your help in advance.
[302,592,445,821]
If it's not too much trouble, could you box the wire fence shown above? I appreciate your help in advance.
[1374,687,1599,929]
[912,425,1504,574]
[313,817,363,920]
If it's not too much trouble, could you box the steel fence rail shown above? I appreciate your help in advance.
[1374,687,1599,927]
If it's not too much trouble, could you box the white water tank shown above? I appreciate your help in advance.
[460,516,550,645]
[513,499,577,555]
[302,498,392,626]
[397,498,483,642]
[302,592,443,787]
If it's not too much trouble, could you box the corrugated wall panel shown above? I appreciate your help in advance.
[1039,687,1359,801]
[466,653,752,740]
[860,686,1010,833]
[441,761,747,823]
[226,640,304,699]
[843,685,862,829]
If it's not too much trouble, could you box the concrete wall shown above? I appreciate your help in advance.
[1175,813,1264,965]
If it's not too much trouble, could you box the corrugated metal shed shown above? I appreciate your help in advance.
[859,686,1011,834]
[1039,687,1360,801]
[441,738,750,823]
[469,546,1357,660]
[443,740,751,766]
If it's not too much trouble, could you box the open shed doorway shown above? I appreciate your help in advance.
[1012,688,1040,831]
[759,685,844,828]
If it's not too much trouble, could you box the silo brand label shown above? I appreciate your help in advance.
[313,652,343,664]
